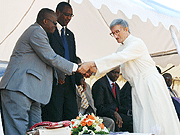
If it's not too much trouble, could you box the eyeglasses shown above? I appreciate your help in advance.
[62,12,74,17]
[110,29,122,37]
[46,18,57,25]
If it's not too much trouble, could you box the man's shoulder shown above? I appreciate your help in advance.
[66,27,74,36]
[29,23,46,35]
[66,27,73,33]
[92,76,107,87]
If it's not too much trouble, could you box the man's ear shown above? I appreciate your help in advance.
[125,27,128,32]
[43,19,47,25]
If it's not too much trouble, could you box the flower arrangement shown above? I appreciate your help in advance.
[70,113,109,135]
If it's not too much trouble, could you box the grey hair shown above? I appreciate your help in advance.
[110,18,130,33]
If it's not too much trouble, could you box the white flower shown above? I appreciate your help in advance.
[92,122,98,128]
[89,130,95,135]
[82,126,88,131]
[99,118,103,123]
[79,113,83,117]
[78,131,84,135]
[74,120,80,126]
[95,125,101,132]
[102,127,109,133]
[95,116,99,121]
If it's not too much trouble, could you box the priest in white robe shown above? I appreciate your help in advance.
[78,19,180,135]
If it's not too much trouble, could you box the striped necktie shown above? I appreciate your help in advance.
[77,85,89,109]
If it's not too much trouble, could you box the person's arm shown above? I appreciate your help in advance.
[29,28,77,75]
[78,37,146,78]
[94,38,145,75]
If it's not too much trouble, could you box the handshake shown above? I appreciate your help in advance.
[77,61,97,78]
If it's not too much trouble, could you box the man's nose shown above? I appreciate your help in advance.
[67,16,72,20]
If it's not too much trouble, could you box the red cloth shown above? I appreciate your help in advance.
[112,83,118,112]
[112,83,116,98]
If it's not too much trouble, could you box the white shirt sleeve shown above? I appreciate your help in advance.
[73,63,78,72]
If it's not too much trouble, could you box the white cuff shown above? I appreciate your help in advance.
[73,63,78,72]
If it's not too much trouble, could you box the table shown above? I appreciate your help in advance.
[27,127,154,135]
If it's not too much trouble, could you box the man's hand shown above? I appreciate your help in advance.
[114,111,123,128]
[58,79,65,85]
[77,62,97,78]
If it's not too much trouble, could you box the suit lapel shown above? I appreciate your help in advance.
[104,76,116,100]
[115,83,121,104]
[53,28,64,49]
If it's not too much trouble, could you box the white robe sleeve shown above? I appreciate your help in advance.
[95,36,146,76]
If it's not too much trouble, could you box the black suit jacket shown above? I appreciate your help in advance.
[48,27,82,88]
[119,82,132,110]
[92,75,129,119]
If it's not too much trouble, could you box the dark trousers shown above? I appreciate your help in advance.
[42,76,78,122]
[113,113,133,133]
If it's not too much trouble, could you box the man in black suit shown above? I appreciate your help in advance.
[163,73,180,121]
[42,2,82,121]
[92,66,133,132]
[119,81,132,112]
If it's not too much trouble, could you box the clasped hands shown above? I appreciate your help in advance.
[77,61,97,78]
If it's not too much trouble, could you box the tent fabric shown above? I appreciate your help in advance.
[0,0,180,93]
[73,0,180,30]
[0,0,180,67]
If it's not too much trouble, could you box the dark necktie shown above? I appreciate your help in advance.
[61,28,70,60]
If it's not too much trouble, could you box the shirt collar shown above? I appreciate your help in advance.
[123,34,132,45]
[56,23,66,35]
[106,75,115,86]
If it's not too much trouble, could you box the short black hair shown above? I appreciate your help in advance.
[36,8,55,24]
[56,2,72,12]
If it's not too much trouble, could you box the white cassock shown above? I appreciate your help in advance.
[95,35,180,135]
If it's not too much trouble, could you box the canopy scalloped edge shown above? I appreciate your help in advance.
[73,0,180,31]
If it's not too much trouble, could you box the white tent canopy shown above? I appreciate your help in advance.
[0,0,180,93]
[0,0,180,67]
[0,0,180,77]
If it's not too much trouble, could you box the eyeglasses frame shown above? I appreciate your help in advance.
[110,29,123,37]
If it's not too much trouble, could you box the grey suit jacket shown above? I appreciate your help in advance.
[0,23,74,104]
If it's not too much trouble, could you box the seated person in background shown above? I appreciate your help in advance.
[92,66,133,132]
[163,73,179,98]
[163,73,180,121]
[76,57,115,131]
[119,81,132,112]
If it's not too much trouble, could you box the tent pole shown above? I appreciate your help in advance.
[170,25,180,57]
[68,0,70,3]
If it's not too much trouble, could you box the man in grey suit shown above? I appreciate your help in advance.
[0,8,79,135]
